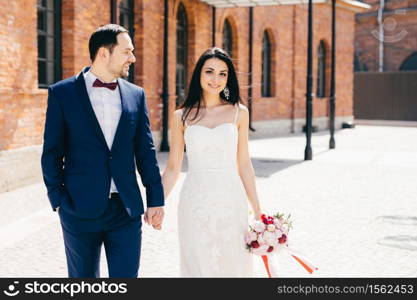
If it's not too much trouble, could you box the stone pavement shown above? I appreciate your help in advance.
[0,125,416,277]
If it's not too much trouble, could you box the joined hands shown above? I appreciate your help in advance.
[144,206,164,230]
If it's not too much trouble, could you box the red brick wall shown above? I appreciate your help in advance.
[0,0,46,150]
[0,0,359,151]
[61,0,111,78]
[355,0,417,71]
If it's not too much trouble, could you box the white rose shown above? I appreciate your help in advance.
[267,224,276,232]
[274,229,283,239]
[245,232,252,244]
[263,231,278,246]
[257,234,265,245]
[274,219,283,228]
[252,221,266,233]
[245,231,258,244]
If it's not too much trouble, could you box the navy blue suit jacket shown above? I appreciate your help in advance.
[41,67,164,219]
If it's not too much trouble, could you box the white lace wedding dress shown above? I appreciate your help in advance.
[178,105,253,277]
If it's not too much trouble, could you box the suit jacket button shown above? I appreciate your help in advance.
[110,156,113,160]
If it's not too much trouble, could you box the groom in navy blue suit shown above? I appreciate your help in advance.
[41,24,164,278]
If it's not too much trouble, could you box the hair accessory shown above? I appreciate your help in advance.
[223,86,230,100]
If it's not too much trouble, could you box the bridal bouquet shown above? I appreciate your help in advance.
[245,213,317,277]
[245,213,292,256]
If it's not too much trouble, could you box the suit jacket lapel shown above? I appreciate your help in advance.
[75,67,110,151]
[111,79,130,152]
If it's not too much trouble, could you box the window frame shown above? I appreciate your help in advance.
[37,0,62,89]
[261,31,272,98]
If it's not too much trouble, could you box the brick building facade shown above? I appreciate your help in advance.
[355,0,417,72]
[0,0,366,191]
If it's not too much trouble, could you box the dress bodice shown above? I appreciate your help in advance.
[183,105,239,173]
[184,123,238,173]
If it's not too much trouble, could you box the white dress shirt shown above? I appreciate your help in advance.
[84,70,121,194]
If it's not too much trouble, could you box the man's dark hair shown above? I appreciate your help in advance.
[89,24,129,62]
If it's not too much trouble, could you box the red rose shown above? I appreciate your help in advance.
[262,215,275,225]
[267,246,274,253]
[278,234,287,244]
[251,241,260,248]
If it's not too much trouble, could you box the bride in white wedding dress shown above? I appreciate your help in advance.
[161,47,262,277]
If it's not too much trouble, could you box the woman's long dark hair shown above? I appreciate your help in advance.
[180,47,241,124]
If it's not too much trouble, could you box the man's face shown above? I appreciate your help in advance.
[106,32,136,79]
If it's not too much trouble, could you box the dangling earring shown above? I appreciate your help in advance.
[223,87,230,100]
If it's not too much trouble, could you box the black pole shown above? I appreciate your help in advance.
[160,0,169,152]
[329,0,336,149]
[212,6,216,47]
[248,7,255,131]
[110,0,117,23]
[304,0,313,160]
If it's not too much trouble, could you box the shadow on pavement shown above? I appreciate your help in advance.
[249,128,347,141]
[251,157,302,178]
[376,215,417,251]
[378,235,417,251]
[376,215,417,226]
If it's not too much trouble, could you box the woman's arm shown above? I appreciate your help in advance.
[161,109,185,200]
[236,105,262,220]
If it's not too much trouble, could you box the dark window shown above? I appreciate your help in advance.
[316,40,326,98]
[222,19,233,58]
[261,31,272,97]
[176,4,188,107]
[399,52,417,71]
[119,0,135,83]
[354,54,368,72]
[354,54,361,72]
[37,0,61,88]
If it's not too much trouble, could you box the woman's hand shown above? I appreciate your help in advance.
[254,210,262,221]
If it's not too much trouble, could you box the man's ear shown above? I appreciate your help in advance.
[97,47,109,60]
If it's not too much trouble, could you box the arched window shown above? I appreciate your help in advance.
[119,0,135,83]
[261,31,272,97]
[37,0,62,88]
[176,4,188,107]
[222,19,233,58]
[399,52,417,71]
[316,40,326,98]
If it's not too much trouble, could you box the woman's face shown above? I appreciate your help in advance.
[200,58,229,96]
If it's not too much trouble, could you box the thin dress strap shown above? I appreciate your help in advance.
[233,104,239,124]
[183,109,189,127]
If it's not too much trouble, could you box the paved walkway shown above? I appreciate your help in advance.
[0,125,416,277]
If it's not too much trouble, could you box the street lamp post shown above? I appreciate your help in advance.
[248,7,255,131]
[160,0,170,152]
[304,0,313,160]
[329,0,336,149]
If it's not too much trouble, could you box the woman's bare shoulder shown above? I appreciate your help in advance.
[173,108,183,117]
[173,109,185,126]
[237,103,249,113]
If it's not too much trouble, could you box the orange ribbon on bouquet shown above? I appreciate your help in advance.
[261,255,273,278]
[261,247,318,278]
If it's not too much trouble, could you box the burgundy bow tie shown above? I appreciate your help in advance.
[92,78,118,90]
